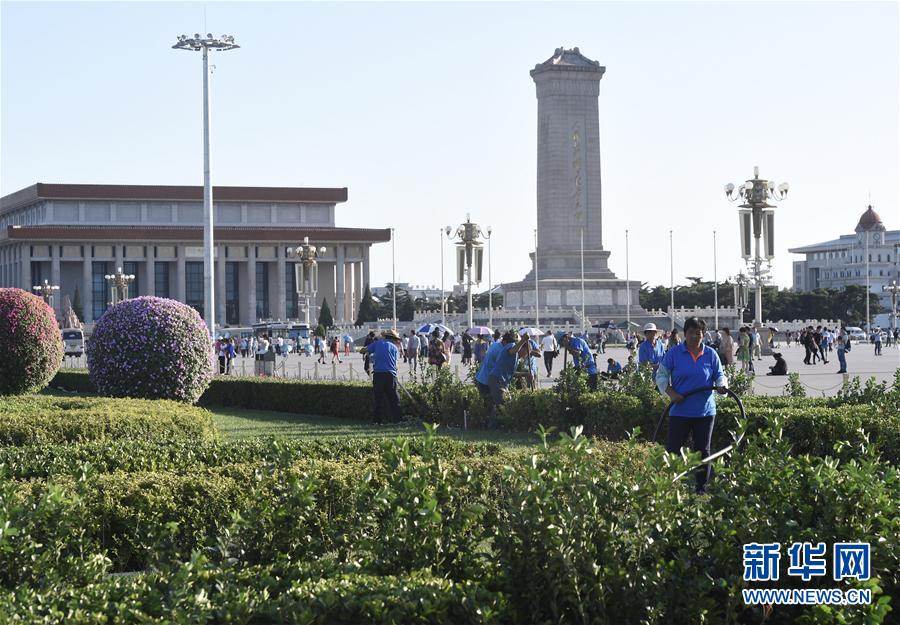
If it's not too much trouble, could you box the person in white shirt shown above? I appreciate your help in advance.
[401,335,409,363]
[276,335,285,356]
[540,330,559,376]
[406,331,420,372]
[256,335,270,361]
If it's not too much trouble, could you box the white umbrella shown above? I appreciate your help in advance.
[467,326,492,336]
[518,327,543,337]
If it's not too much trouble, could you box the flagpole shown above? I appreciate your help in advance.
[580,228,585,335]
[713,230,719,330]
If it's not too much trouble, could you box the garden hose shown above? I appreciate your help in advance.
[652,386,747,478]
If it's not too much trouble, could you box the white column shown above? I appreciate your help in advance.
[176,247,186,303]
[335,244,345,323]
[362,245,370,290]
[276,245,287,320]
[246,246,257,325]
[216,246,226,326]
[82,248,93,323]
[144,251,155,297]
[21,243,31,292]
[50,244,61,318]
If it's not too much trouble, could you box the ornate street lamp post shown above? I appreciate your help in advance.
[173,33,240,336]
[288,237,326,327]
[485,226,493,328]
[725,166,789,332]
[447,214,487,330]
[32,279,60,309]
[733,272,751,323]
[104,267,135,307]
[884,280,899,334]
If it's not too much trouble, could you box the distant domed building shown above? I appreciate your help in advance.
[789,204,898,320]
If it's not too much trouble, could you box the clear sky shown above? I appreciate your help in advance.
[2,1,897,292]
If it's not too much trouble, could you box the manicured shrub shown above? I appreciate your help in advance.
[0,394,217,446]
[86,296,214,403]
[0,288,63,395]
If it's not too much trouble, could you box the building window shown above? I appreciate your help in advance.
[185,261,204,317]
[256,262,269,320]
[225,262,239,325]
[31,261,45,286]
[92,262,108,320]
[877,254,881,262]
[123,261,139,298]
[286,262,297,319]
[155,262,170,298]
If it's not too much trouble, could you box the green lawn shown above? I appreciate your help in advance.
[210,406,540,448]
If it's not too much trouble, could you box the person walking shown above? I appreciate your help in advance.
[406,331,420,373]
[316,335,327,364]
[429,330,448,368]
[330,336,342,364]
[362,330,376,375]
[638,323,666,373]
[461,332,473,366]
[367,330,404,424]
[874,330,883,356]
[737,327,752,372]
[226,338,236,375]
[717,328,735,366]
[540,330,559,377]
[655,316,727,495]
[836,334,849,373]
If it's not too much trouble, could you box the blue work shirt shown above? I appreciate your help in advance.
[607,360,622,374]
[488,342,520,385]
[656,343,726,418]
[367,340,399,375]
[569,337,598,375]
[638,338,666,367]
[475,341,505,385]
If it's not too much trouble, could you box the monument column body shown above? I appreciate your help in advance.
[531,47,612,280]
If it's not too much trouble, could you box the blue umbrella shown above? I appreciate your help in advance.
[418,323,452,335]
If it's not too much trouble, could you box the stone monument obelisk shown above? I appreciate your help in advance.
[502,47,640,318]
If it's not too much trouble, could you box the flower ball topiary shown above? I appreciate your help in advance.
[0,288,64,395]
[87,296,215,403]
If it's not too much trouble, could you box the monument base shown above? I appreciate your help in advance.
[501,278,644,317]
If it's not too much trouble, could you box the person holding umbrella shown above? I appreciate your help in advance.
[367,329,404,424]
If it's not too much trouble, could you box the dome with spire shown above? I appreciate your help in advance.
[855,205,885,232]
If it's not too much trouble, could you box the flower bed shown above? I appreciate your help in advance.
[0,288,63,395]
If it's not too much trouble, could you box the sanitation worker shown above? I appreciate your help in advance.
[561,334,599,390]
[655,316,727,494]
[638,322,666,373]
[366,329,404,424]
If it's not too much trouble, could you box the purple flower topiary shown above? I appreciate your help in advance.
[0,288,63,395]
[87,296,215,403]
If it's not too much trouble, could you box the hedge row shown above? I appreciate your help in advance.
[0,394,217,446]
[47,370,900,464]
[4,425,898,624]
[2,561,506,625]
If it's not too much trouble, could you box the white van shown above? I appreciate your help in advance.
[845,327,866,342]
[61,328,84,357]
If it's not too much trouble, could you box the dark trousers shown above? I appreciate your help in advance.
[666,415,715,493]
[543,352,555,375]
[587,372,598,391]
[372,372,402,424]
[218,356,226,374]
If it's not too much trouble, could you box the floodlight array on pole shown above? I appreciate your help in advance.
[172,32,240,337]
[725,166,789,328]
[32,279,60,309]
[104,267,135,307]
[447,214,487,330]
[288,237,326,327]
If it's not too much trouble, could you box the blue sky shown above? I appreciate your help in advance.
[2,1,897,291]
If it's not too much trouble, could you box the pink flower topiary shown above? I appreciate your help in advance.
[87,296,215,403]
[0,288,63,395]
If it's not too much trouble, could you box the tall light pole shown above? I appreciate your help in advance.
[485,226,493,328]
[173,33,240,337]
[713,230,719,330]
[32,279,60,310]
[669,230,675,330]
[440,227,447,325]
[580,228,585,334]
[733,272,750,321]
[725,166,789,328]
[448,214,487,330]
[391,227,397,331]
[104,267,135,307]
[288,237,326,327]
[625,229,630,331]
[534,228,539,327]
[865,229,870,332]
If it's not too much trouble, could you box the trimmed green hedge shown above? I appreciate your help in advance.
[2,562,507,625]
[0,394,217,446]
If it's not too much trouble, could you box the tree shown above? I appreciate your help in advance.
[355,284,380,325]
[318,297,334,329]
[71,286,83,321]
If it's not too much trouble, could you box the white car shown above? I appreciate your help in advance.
[845,327,866,342]
[61,328,84,357]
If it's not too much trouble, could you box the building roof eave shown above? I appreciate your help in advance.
[5,225,390,244]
